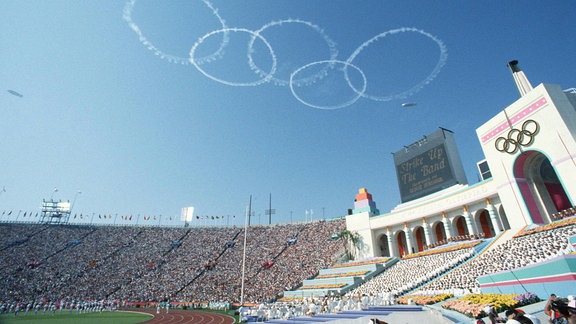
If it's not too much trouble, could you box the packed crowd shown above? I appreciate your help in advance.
[348,246,476,297]
[1,217,575,320]
[422,222,576,295]
[0,219,345,308]
[178,221,345,303]
[551,206,576,221]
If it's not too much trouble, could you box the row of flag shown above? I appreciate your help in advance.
[195,215,236,220]
[1,211,173,221]
[1,211,38,217]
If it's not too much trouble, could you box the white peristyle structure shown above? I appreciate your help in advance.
[346,60,576,259]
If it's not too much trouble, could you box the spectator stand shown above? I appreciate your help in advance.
[172,229,243,298]
[399,240,489,297]
[0,223,49,253]
[281,257,396,300]
[416,220,576,297]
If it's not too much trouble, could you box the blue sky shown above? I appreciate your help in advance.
[1,1,575,225]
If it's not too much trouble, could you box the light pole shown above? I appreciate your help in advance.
[71,190,82,211]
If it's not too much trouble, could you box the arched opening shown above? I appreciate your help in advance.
[413,226,426,252]
[378,234,390,257]
[396,231,408,257]
[476,209,494,238]
[432,221,446,245]
[514,151,572,224]
[453,216,469,237]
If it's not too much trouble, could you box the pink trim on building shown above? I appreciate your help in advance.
[481,97,548,143]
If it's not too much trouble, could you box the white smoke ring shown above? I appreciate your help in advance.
[123,0,230,66]
[190,28,278,87]
[345,27,448,102]
[289,60,367,110]
[246,19,339,87]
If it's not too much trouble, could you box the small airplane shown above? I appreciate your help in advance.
[7,90,23,98]
[401,102,416,107]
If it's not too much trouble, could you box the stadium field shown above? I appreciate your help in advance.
[0,311,152,324]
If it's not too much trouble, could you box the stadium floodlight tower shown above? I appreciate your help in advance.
[40,199,72,225]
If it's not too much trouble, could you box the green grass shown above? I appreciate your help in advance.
[0,311,152,324]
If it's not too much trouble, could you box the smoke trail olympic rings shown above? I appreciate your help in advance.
[122,0,229,66]
[189,28,278,87]
[122,1,448,109]
[345,27,448,102]
[289,60,367,110]
[247,19,339,87]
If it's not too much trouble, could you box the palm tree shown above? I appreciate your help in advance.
[337,229,361,260]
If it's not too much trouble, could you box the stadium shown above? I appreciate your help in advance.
[2,62,576,324]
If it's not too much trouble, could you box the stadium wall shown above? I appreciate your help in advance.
[477,254,576,298]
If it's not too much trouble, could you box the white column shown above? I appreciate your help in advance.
[442,212,452,240]
[486,198,502,234]
[404,223,414,255]
[463,206,477,236]
[386,227,396,258]
[422,218,431,248]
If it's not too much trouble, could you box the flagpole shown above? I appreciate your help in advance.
[268,193,271,225]
[240,195,251,307]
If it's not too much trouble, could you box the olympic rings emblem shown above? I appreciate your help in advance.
[494,119,539,154]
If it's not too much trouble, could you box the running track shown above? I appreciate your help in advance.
[122,308,236,324]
